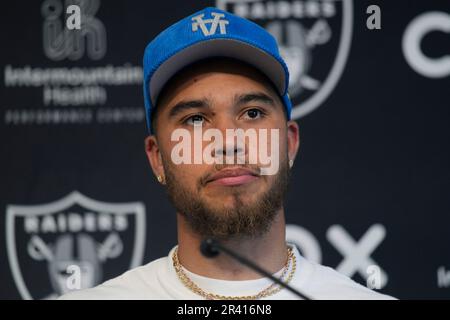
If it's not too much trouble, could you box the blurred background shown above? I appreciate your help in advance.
[0,0,449,299]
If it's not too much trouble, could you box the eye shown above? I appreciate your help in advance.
[243,108,264,120]
[184,114,205,126]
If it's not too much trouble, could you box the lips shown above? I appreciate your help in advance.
[206,167,260,186]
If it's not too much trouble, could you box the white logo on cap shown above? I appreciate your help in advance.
[192,12,229,36]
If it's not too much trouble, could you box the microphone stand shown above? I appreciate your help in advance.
[200,238,312,300]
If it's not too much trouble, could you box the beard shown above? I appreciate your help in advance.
[163,158,291,240]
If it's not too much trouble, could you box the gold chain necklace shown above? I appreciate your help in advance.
[172,246,296,300]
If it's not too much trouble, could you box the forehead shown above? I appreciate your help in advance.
[155,58,280,108]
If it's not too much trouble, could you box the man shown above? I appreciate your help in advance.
[60,7,394,300]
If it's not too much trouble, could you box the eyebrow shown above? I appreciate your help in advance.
[234,92,276,108]
[168,99,210,118]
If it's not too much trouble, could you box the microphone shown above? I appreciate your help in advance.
[200,238,312,300]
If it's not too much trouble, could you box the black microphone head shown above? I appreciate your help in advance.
[200,238,220,258]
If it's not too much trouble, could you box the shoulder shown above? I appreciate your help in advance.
[299,257,395,300]
[58,257,169,300]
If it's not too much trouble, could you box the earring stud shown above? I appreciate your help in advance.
[157,175,163,183]
[289,159,294,168]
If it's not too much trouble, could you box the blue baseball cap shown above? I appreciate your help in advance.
[143,7,292,134]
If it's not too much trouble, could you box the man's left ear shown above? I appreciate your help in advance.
[286,120,300,168]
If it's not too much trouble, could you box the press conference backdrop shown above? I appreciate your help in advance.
[0,0,449,300]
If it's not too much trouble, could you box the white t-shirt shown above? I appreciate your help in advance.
[59,245,394,300]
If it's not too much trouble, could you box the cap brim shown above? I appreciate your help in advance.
[149,38,287,106]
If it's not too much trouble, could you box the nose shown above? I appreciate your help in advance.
[215,134,245,159]
[210,116,248,164]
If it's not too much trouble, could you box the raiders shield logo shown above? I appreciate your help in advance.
[6,191,146,300]
[217,0,353,119]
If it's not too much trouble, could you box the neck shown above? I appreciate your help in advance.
[176,208,287,280]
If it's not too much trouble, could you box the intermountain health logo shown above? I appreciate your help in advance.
[6,191,146,300]
[2,0,144,126]
[217,0,353,119]
[42,0,107,61]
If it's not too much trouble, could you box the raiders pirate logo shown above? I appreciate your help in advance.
[6,191,146,300]
[216,0,353,119]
